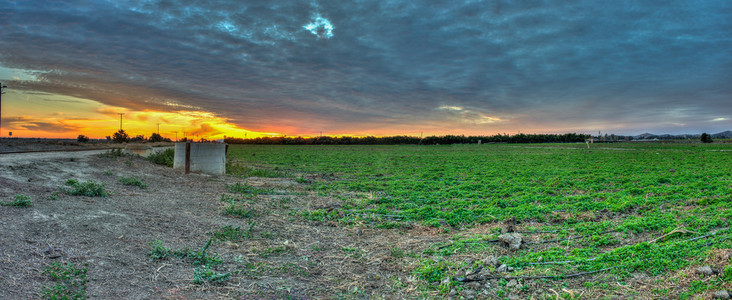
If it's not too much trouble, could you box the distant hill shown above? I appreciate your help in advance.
[712,130,732,138]
[632,130,731,140]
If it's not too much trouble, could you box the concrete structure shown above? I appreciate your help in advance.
[124,144,153,157]
[173,143,226,175]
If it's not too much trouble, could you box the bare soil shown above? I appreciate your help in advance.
[0,149,444,299]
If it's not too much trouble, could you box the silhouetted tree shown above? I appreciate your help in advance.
[130,135,146,143]
[149,132,165,143]
[112,130,130,143]
[701,133,713,143]
[77,134,89,143]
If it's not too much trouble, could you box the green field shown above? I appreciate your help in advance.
[227,142,732,298]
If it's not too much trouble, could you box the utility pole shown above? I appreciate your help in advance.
[157,123,160,135]
[118,113,124,131]
[0,82,6,139]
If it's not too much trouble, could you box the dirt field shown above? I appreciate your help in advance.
[1,145,729,299]
[0,148,449,299]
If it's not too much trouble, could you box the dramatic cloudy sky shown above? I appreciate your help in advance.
[0,0,730,138]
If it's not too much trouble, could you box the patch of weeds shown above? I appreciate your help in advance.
[118,176,148,188]
[41,262,88,299]
[193,266,231,284]
[256,246,289,258]
[149,239,222,266]
[227,164,287,178]
[147,148,174,167]
[124,159,134,167]
[148,240,172,259]
[295,176,310,184]
[260,231,278,239]
[211,223,255,241]
[227,182,278,195]
[69,157,76,162]
[63,179,108,197]
[389,247,405,258]
[340,246,363,258]
[103,170,113,176]
[222,202,256,218]
[98,148,126,158]
[2,194,32,207]
[48,191,60,200]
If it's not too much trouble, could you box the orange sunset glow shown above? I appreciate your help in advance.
[0,90,279,140]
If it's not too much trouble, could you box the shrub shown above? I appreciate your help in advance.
[148,148,174,167]
[2,194,32,207]
[701,133,713,143]
[130,135,146,143]
[77,135,89,143]
[63,179,108,197]
[149,133,166,143]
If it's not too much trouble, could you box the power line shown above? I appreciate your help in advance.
[118,113,124,130]
[0,82,7,138]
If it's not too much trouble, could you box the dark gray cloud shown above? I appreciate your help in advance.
[1,0,730,135]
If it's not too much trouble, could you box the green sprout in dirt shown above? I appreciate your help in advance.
[148,238,222,266]
[63,179,108,197]
[211,223,256,241]
[1,194,32,207]
[41,262,88,300]
[97,148,126,159]
[193,266,231,284]
[118,176,148,188]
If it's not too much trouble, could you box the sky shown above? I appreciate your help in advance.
[0,0,730,139]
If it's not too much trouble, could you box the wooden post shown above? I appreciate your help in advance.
[185,142,191,174]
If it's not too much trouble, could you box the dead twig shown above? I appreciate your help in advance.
[650,227,698,243]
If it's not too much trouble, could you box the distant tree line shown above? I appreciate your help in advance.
[76,130,172,143]
[223,133,592,145]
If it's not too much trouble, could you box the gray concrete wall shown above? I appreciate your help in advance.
[173,143,226,175]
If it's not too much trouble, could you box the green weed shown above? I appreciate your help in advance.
[63,179,108,197]
[41,262,88,300]
[98,148,126,158]
[148,148,174,167]
[222,202,256,218]
[211,223,255,241]
[118,176,148,188]
[193,266,231,284]
[2,194,32,207]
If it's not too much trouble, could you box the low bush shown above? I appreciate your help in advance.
[63,179,108,197]
[1,194,32,207]
[148,148,174,167]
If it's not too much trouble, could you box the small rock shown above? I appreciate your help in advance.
[506,279,518,288]
[482,255,499,267]
[714,290,731,300]
[498,233,523,250]
[442,277,451,285]
[465,258,475,266]
[507,266,514,272]
[696,265,717,275]
[448,289,458,300]
[462,289,477,299]
[466,281,482,290]
[496,264,507,273]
